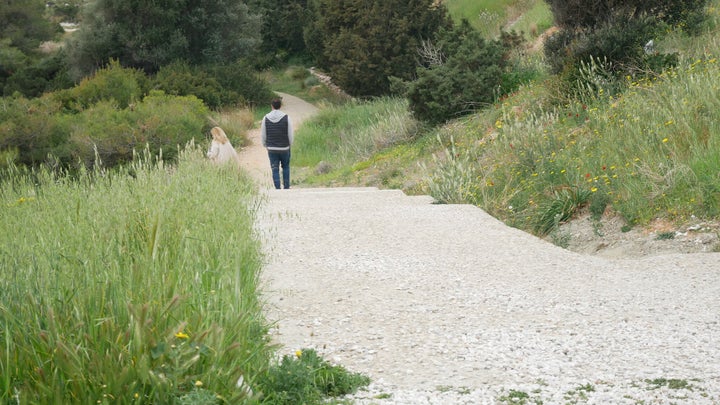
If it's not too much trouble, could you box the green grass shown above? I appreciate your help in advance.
[0,145,272,403]
[292,2,720,237]
[260,66,350,107]
[445,0,550,38]
[293,97,420,169]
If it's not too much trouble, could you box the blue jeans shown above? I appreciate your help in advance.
[268,150,291,189]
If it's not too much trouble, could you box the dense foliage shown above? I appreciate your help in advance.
[305,0,452,97]
[68,0,262,77]
[405,22,507,124]
[0,0,71,97]
[0,62,210,170]
[543,0,709,87]
[247,0,311,65]
[545,0,708,30]
[0,0,57,54]
[153,61,274,109]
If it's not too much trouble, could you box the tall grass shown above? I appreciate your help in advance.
[426,26,720,233]
[293,97,419,168]
[445,0,548,38]
[0,145,271,403]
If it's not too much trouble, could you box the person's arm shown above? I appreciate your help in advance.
[207,141,220,160]
[287,117,294,146]
[260,117,267,147]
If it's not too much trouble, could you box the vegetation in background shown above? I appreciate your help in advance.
[246,0,312,66]
[67,0,262,78]
[445,0,552,39]
[153,61,274,110]
[402,21,514,124]
[297,1,720,238]
[304,0,452,97]
[0,62,214,170]
[0,146,271,403]
[544,0,709,101]
[293,97,420,170]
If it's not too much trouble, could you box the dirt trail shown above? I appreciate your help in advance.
[247,94,720,404]
[237,92,319,188]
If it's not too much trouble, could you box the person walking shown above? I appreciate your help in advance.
[261,98,293,189]
[207,126,240,167]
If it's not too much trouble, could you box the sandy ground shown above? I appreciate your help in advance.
[245,94,720,404]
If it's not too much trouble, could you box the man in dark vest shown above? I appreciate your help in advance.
[261,98,294,189]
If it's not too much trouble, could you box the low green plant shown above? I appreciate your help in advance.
[255,349,370,404]
[656,231,676,240]
[534,187,591,235]
[564,383,595,403]
[645,378,694,390]
[497,388,544,404]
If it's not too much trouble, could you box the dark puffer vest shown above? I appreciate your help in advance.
[265,115,290,148]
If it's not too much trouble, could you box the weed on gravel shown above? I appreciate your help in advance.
[255,348,370,404]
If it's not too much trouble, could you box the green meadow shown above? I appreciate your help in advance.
[1,146,270,403]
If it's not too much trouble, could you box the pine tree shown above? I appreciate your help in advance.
[306,0,451,97]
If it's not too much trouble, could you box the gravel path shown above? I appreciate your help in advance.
[246,95,720,404]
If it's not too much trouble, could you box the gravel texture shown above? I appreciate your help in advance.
[257,188,720,404]
[242,93,720,404]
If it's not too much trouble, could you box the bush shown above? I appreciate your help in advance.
[545,17,680,103]
[206,62,275,108]
[0,95,72,167]
[152,62,274,109]
[69,91,210,168]
[152,61,224,109]
[3,53,73,98]
[54,59,148,112]
[406,22,505,124]
[255,349,369,404]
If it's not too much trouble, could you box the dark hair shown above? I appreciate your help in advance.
[271,98,282,109]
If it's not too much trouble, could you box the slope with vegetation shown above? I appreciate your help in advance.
[292,0,720,250]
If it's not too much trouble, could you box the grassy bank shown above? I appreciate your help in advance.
[293,4,720,237]
[445,0,552,39]
[0,146,270,403]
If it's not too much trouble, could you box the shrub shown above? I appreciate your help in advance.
[153,62,274,109]
[2,53,72,98]
[255,349,369,404]
[69,91,210,168]
[55,59,148,112]
[406,22,505,124]
[0,95,72,167]
[206,62,275,108]
[152,61,224,109]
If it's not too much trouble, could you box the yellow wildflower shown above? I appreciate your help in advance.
[175,331,189,339]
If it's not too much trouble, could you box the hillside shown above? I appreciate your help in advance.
[291,1,720,258]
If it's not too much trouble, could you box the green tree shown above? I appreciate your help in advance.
[306,0,451,97]
[247,0,310,65]
[545,0,708,30]
[68,0,262,77]
[0,0,57,54]
[543,0,708,91]
[405,21,505,124]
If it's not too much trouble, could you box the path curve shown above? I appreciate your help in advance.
[250,95,720,403]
